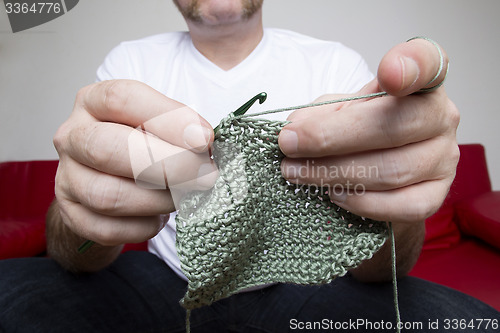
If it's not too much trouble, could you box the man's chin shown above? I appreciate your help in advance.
[174,0,263,25]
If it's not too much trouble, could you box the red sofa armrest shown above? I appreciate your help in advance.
[0,160,59,259]
[0,218,47,259]
[455,191,500,250]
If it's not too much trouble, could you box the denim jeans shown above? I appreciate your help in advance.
[0,251,498,333]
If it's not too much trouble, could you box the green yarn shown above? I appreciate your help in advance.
[175,114,388,310]
[389,221,402,333]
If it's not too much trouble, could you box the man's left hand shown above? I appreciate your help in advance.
[279,38,460,225]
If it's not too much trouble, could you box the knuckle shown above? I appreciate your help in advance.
[379,106,405,148]
[433,93,460,132]
[406,180,450,223]
[297,121,329,154]
[53,161,78,206]
[72,85,91,111]
[442,142,460,182]
[75,85,89,104]
[95,217,160,246]
[86,177,122,215]
[93,225,120,246]
[103,80,133,117]
[54,167,66,199]
[73,84,95,113]
[407,198,437,222]
[50,196,81,237]
[378,151,411,189]
[445,99,460,129]
[53,195,70,221]
[433,138,460,182]
[83,124,108,168]
[450,142,460,167]
[316,123,330,153]
[53,121,71,154]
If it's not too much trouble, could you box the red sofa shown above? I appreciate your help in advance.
[0,160,147,258]
[1,144,499,310]
[409,144,500,310]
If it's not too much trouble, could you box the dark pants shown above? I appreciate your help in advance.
[0,251,498,333]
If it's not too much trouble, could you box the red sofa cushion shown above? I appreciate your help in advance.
[0,218,47,259]
[0,160,59,219]
[422,144,492,250]
[0,160,148,258]
[410,239,500,311]
[0,160,59,259]
[455,191,500,250]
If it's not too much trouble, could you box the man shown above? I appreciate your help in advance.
[1,1,498,332]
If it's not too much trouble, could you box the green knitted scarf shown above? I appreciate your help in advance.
[175,112,389,311]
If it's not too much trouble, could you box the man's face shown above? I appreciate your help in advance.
[173,0,263,25]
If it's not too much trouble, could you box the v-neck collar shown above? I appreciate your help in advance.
[186,29,270,88]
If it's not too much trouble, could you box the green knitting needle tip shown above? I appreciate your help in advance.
[214,92,267,134]
[78,240,95,254]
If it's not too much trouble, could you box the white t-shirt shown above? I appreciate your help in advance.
[96,28,374,280]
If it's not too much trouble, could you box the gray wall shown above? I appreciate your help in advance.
[1,0,499,189]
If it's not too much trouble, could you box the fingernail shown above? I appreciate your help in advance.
[196,163,218,189]
[279,129,298,155]
[330,189,347,204]
[183,124,211,152]
[400,56,420,90]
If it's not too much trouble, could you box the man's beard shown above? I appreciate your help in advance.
[173,0,264,23]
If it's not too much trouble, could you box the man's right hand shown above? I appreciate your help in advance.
[52,80,217,247]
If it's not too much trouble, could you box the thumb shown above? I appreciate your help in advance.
[377,37,449,96]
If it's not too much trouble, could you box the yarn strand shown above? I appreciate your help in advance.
[389,222,401,333]
[186,309,191,333]
[239,91,388,119]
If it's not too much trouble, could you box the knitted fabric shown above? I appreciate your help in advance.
[175,115,388,310]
